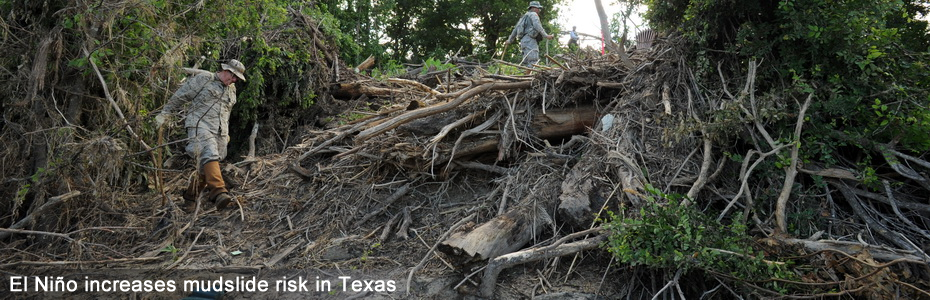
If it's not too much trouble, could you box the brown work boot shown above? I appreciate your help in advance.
[203,160,230,210]
[213,192,232,210]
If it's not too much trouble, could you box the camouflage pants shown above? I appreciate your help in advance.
[519,35,540,67]
[186,126,228,167]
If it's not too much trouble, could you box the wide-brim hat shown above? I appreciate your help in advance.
[221,59,246,82]
[528,1,543,9]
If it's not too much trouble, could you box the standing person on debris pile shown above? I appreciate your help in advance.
[567,26,579,51]
[503,1,554,67]
[155,59,246,210]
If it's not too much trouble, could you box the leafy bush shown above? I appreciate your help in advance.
[645,0,930,156]
[605,185,796,287]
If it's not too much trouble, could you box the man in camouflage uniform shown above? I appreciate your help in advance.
[156,59,246,210]
[504,1,554,67]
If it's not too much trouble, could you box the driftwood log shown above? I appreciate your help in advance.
[438,174,563,266]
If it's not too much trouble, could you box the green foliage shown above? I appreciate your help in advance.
[605,184,797,289]
[420,57,456,75]
[315,0,565,63]
[371,59,406,79]
[645,0,930,158]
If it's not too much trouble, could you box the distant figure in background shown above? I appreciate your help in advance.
[156,59,246,211]
[504,1,554,67]
[568,26,579,50]
[636,28,657,51]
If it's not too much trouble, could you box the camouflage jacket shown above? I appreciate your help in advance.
[506,11,549,43]
[161,72,237,137]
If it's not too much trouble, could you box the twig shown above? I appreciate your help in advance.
[545,54,567,69]
[299,118,376,161]
[883,180,930,241]
[479,234,608,298]
[380,213,401,241]
[428,111,481,146]
[166,227,204,269]
[263,243,301,268]
[406,213,476,295]
[453,265,486,290]
[650,269,682,300]
[493,59,540,73]
[717,144,791,221]
[831,181,920,251]
[356,81,531,142]
[0,257,160,268]
[354,183,412,227]
[82,46,151,150]
[775,93,813,233]
[386,78,441,96]
[895,279,930,298]
[0,228,71,241]
[0,191,82,240]
[396,207,412,240]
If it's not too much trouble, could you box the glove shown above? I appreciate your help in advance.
[155,114,169,127]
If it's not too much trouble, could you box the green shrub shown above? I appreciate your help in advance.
[604,185,796,288]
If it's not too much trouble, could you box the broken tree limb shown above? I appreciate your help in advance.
[455,161,510,174]
[387,78,440,96]
[396,207,412,240]
[831,180,918,251]
[83,46,151,150]
[777,237,929,263]
[356,81,532,143]
[478,233,608,298]
[428,111,482,147]
[333,81,403,98]
[355,55,375,72]
[683,135,713,206]
[877,145,930,191]
[247,122,259,159]
[493,59,541,73]
[799,165,859,181]
[844,184,930,213]
[298,118,378,161]
[0,191,82,240]
[354,183,412,227]
[380,213,401,242]
[883,180,930,241]
[595,81,624,89]
[775,94,813,233]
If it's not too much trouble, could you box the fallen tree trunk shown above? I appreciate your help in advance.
[332,81,400,98]
[438,173,563,266]
[444,106,599,161]
[438,197,554,266]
